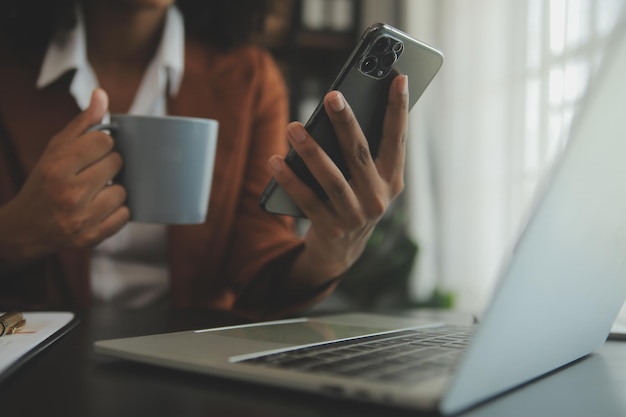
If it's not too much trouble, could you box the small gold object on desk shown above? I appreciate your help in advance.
[0,312,26,337]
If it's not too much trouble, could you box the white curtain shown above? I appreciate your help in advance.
[401,0,626,315]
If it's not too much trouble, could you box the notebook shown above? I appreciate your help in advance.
[1,312,77,383]
[94,30,626,415]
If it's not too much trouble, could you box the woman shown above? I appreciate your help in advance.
[0,0,409,319]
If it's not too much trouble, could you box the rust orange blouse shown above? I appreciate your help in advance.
[0,40,336,319]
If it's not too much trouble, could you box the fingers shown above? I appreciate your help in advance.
[322,90,381,204]
[270,74,409,223]
[269,155,352,237]
[87,185,129,242]
[62,185,129,248]
[323,90,374,174]
[375,74,409,187]
[77,149,123,200]
[283,122,361,219]
[60,88,109,140]
[42,88,113,177]
[268,150,338,217]
[96,205,130,243]
[324,74,409,202]
[69,130,115,173]
[45,89,117,181]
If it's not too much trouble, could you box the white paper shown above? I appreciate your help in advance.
[0,312,74,375]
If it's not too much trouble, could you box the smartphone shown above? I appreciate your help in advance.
[259,23,444,217]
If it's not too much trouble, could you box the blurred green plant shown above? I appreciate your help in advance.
[408,288,455,309]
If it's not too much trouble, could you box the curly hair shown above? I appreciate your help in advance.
[0,0,268,59]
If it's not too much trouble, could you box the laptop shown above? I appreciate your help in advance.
[95,31,626,415]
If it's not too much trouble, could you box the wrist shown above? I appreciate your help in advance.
[287,243,349,295]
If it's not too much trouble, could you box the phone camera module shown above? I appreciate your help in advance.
[358,35,404,79]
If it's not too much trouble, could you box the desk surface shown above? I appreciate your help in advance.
[2,308,626,417]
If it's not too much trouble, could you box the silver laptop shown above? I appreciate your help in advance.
[95,31,626,415]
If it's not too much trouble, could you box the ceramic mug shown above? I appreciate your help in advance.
[90,115,219,224]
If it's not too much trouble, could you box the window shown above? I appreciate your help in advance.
[522,0,624,208]
[404,0,626,313]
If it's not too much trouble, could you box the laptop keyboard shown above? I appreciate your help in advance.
[240,325,473,384]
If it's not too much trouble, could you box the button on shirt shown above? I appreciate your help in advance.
[36,6,185,307]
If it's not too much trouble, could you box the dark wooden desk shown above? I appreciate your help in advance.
[2,308,626,417]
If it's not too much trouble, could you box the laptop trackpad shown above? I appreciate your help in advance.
[201,318,394,346]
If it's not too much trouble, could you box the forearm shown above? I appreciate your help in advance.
[0,200,51,275]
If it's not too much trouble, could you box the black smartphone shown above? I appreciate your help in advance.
[259,23,443,217]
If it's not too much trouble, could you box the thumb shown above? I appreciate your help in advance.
[60,88,109,139]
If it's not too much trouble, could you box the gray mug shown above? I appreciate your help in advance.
[90,115,219,224]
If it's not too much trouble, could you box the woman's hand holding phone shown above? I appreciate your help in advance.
[268,74,409,281]
[260,24,442,217]
[259,23,441,295]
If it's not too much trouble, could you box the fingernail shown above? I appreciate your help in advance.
[269,156,283,172]
[287,123,307,143]
[329,92,346,112]
[399,75,409,95]
[91,88,109,117]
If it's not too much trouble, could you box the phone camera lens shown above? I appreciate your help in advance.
[372,36,391,54]
[392,41,404,54]
[380,52,397,69]
[360,56,378,74]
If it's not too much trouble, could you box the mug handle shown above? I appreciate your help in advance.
[87,122,118,133]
